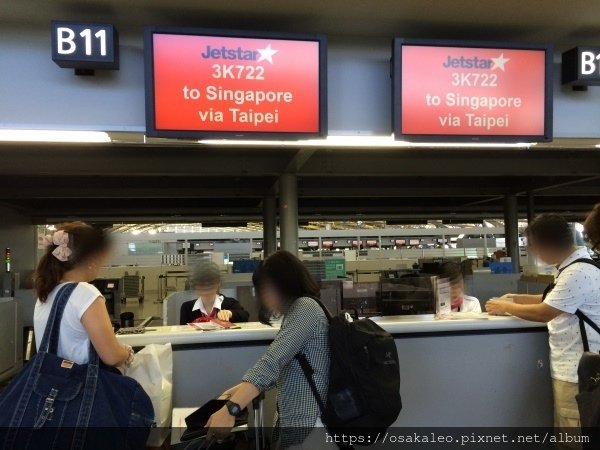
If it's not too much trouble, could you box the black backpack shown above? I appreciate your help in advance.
[296,299,401,445]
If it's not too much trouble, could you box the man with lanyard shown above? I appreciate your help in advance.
[486,214,600,449]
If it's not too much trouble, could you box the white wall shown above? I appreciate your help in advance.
[2,27,600,137]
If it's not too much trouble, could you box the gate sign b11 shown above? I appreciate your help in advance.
[562,47,600,86]
[51,21,119,70]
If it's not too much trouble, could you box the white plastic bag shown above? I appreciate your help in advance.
[125,343,173,429]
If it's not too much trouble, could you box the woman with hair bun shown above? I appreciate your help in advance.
[33,221,134,367]
[584,203,600,254]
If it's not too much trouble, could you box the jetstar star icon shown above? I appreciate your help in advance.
[257,44,278,64]
[491,53,510,71]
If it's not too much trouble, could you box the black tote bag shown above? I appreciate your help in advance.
[0,283,154,450]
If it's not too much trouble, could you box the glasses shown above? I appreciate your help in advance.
[196,285,219,294]
[582,232,600,253]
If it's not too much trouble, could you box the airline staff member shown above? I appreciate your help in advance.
[180,261,249,324]
[440,261,482,313]
[486,214,600,450]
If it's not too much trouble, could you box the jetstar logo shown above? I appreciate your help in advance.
[442,53,510,71]
[201,44,278,64]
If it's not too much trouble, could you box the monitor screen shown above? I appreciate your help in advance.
[392,39,552,142]
[144,27,327,139]
[395,239,406,246]
[409,239,420,246]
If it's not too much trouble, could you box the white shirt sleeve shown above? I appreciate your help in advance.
[461,295,482,313]
[544,266,594,314]
[68,282,104,320]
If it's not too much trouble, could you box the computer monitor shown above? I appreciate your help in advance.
[379,275,435,315]
[342,282,380,316]
[421,262,443,275]
[91,278,121,318]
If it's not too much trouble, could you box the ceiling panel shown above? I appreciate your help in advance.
[3,0,600,49]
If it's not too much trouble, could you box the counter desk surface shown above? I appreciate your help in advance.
[116,313,552,428]
[116,313,547,347]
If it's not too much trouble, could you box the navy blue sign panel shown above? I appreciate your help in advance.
[51,21,119,70]
[562,46,600,86]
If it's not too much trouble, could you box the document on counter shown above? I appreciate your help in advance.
[448,312,490,320]
[188,319,242,331]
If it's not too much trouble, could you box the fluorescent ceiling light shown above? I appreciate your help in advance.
[0,129,111,143]
[199,135,534,149]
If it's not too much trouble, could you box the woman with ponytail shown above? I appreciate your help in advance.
[33,221,133,367]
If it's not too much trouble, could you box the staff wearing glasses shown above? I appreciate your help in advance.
[180,261,249,324]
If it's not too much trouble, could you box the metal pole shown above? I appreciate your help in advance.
[526,191,535,224]
[262,195,277,257]
[526,191,535,264]
[503,194,520,273]
[279,173,299,255]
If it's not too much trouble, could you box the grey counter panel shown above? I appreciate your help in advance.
[395,329,552,427]
[170,328,552,428]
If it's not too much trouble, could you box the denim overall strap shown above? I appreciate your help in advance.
[72,344,101,449]
[39,283,79,354]
[5,283,79,447]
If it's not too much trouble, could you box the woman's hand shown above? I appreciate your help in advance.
[485,299,511,316]
[206,406,235,440]
[217,309,233,321]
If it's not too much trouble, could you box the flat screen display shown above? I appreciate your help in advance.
[144,27,327,138]
[393,39,553,142]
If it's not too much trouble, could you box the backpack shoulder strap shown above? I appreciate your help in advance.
[309,296,333,322]
[294,298,331,417]
[576,310,600,352]
[295,353,327,415]
[559,258,600,275]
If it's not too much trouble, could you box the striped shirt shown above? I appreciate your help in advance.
[243,297,330,448]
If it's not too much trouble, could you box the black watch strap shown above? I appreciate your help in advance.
[226,400,243,418]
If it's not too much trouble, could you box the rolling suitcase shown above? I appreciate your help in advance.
[180,393,268,450]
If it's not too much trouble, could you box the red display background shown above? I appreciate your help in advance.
[400,45,546,136]
[152,34,320,133]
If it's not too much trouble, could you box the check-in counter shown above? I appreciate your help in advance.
[117,314,553,428]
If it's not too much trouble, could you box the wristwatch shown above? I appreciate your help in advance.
[226,400,243,418]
